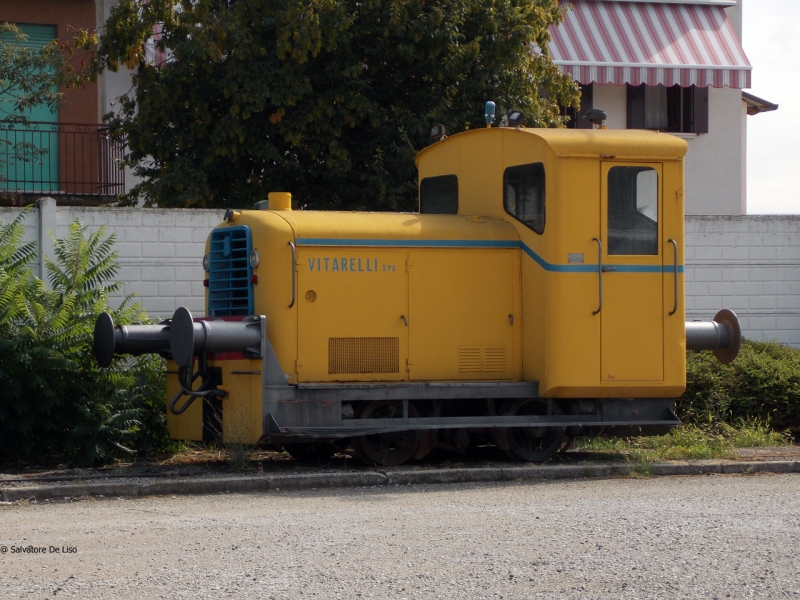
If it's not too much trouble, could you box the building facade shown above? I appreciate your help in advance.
[549,0,775,216]
[0,0,126,204]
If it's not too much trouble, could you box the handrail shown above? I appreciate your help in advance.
[592,237,602,315]
[668,238,678,316]
[288,241,296,308]
[0,120,124,196]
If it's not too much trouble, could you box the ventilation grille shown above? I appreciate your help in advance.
[207,226,253,317]
[459,346,508,373]
[329,337,400,374]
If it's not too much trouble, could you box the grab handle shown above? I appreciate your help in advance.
[288,241,296,308]
[592,237,602,315]
[668,238,678,316]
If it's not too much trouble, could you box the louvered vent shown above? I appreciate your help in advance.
[483,347,507,372]
[329,337,400,374]
[207,226,253,317]
[458,347,483,373]
[459,346,508,373]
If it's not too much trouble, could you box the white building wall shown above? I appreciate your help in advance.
[2,205,798,346]
[683,86,746,215]
[592,84,746,216]
[97,0,142,195]
[592,84,627,130]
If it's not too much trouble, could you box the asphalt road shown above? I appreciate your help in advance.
[1,473,799,599]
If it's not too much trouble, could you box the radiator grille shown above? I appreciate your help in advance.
[207,226,253,317]
[329,337,400,374]
[459,346,508,373]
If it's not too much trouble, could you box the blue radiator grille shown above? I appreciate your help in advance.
[207,226,253,317]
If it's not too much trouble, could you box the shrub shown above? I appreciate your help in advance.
[0,212,171,466]
[680,340,800,435]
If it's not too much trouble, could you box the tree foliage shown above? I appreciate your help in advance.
[90,0,578,210]
[0,212,170,466]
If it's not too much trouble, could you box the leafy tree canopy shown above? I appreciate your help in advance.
[91,0,578,210]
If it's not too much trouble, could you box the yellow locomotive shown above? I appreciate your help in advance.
[95,113,740,465]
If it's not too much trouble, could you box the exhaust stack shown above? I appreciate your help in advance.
[685,309,741,364]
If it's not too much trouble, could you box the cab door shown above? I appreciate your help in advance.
[600,163,664,382]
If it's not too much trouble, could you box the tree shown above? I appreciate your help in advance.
[91,0,578,210]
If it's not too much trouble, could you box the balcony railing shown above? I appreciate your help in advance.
[0,121,125,197]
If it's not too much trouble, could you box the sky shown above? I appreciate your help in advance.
[743,0,800,214]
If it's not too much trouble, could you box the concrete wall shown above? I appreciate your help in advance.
[2,203,798,346]
[1,201,224,316]
[685,215,800,346]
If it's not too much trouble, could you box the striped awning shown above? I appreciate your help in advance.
[549,1,752,89]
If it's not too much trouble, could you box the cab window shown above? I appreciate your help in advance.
[607,166,658,255]
[504,163,545,234]
[420,175,458,214]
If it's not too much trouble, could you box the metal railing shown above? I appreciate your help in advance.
[0,121,125,197]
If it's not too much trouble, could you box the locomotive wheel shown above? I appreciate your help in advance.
[353,401,425,466]
[499,399,565,463]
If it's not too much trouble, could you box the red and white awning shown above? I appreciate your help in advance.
[549,1,752,89]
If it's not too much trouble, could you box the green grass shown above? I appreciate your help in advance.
[575,418,793,463]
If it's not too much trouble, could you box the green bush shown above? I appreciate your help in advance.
[0,212,171,466]
[680,340,800,435]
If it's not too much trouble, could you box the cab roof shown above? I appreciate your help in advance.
[415,126,688,165]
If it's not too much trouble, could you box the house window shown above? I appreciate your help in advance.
[562,84,594,129]
[627,84,708,134]
[420,175,458,214]
[504,163,545,234]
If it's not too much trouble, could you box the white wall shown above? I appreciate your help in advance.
[685,215,800,346]
[592,84,627,130]
[725,0,743,41]
[1,202,224,317]
[97,0,142,195]
[591,84,746,216]
[2,204,798,346]
[683,86,746,215]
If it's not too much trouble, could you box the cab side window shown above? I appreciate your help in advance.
[504,163,545,234]
[420,175,458,214]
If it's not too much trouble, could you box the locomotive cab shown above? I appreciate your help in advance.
[416,127,688,399]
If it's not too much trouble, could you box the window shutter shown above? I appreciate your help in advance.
[693,86,709,134]
[577,84,594,129]
[627,85,645,129]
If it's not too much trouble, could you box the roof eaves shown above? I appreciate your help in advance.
[742,92,779,116]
